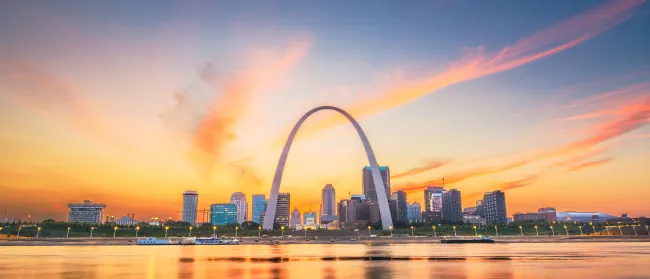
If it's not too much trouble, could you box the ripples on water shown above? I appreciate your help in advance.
[1,243,648,279]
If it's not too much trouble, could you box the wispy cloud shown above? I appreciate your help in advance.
[294,0,644,137]
[567,157,615,172]
[162,38,311,178]
[391,159,451,179]
[396,90,650,193]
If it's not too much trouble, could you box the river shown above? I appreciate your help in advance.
[1,242,648,278]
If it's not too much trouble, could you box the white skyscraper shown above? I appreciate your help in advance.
[230,192,248,224]
[182,190,198,225]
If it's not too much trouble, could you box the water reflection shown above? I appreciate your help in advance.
[1,243,649,278]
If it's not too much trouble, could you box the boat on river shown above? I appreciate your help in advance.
[136,237,172,245]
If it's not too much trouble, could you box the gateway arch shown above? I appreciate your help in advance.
[262,106,394,231]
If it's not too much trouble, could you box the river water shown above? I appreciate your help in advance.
[1,242,648,278]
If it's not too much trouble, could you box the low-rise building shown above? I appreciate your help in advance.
[68,200,106,224]
[513,212,543,222]
[463,215,486,226]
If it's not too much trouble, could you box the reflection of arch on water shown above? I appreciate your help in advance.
[262,106,394,230]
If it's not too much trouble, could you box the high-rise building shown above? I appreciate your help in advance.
[274,193,290,227]
[391,190,408,222]
[362,166,390,202]
[424,186,445,213]
[210,203,237,225]
[182,191,198,225]
[290,208,301,228]
[321,184,336,217]
[407,202,422,223]
[442,189,462,223]
[251,194,266,224]
[483,190,507,225]
[230,192,248,224]
[68,200,105,224]
[337,199,357,228]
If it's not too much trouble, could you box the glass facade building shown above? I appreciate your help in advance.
[210,203,237,225]
[251,194,266,224]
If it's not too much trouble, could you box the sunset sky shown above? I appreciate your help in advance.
[1,0,649,222]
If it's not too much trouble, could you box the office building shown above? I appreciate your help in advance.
[483,190,507,225]
[407,202,422,223]
[424,186,445,213]
[290,208,301,228]
[513,212,542,222]
[538,207,557,222]
[338,199,357,228]
[274,193,291,227]
[391,190,408,223]
[210,203,237,225]
[230,192,248,224]
[251,194,266,224]
[68,200,105,224]
[422,211,442,223]
[463,214,487,226]
[182,191,198,225]
[362,166,391,202]
[322,184,336,217]
[442,189,462,223]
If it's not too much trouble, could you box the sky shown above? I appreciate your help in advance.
[1,0,649,222]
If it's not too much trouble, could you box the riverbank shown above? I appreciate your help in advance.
[1,235,649,246]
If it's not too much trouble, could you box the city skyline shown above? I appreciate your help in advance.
[1,1,650,221]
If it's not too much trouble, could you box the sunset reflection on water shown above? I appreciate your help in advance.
[1,243,648,279]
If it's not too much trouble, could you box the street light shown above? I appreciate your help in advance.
[136,226,140,238]
[563,225,569,236]
[534,225,539,237]
[411,226,415,237]
[17,227,22,237]
[606,226,611,235]
[165,226,169,238]
[550,225,555,236]
[389,226,393,237]
[66,227,70,239]
[590,222,596,235]
[473,226,478,237]
[646,225,649,236]
[188,226,192,237]
[258,226,262,238]
[579,226,584,236]
[281,226,285,237]
[618,225,623,236]
[432,226,437,237]
[235,226,239,238]
[631,225,638,236]
[90,227,95,238]
[519,225,523,236]
[213,226,217,236]
[36,227,41,238]
[494,225,499,237]
[452,226,457,237]
[114,226,118,238]
[367,226,371,237]
[304,227,308,239]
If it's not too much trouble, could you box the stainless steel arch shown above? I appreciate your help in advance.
[262,106,393,230]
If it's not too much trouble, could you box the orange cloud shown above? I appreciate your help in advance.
[391,159,451,179]
[292,0,643,138]
[186,38,311,177]
[567,157,615,172]
[396,92,650,194]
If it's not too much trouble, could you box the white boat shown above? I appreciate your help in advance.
[136,237,172,245]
